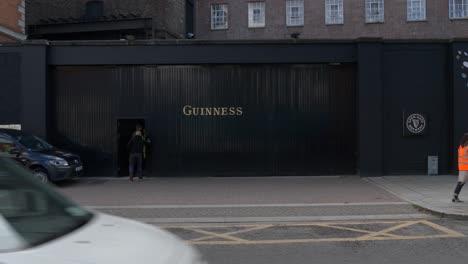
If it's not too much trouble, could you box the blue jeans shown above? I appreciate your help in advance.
[129,153,143,178]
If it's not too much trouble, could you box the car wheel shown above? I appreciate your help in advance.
[33,168,49,184]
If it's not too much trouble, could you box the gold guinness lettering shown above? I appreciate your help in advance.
[183,105,192,115]
[183,105,243,116]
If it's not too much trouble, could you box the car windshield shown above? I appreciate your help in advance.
[16,135,53,151]
[0,158,93,253]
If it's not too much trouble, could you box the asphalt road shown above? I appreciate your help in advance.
[165,218,468,264]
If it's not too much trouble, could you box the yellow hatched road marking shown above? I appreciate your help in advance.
[419,220,465,237]
[191,234,464,245]
[356,221,418,240]
[166,220,466,245]
[163,220,425,229]
[191,225,274,242]
[187,228,249,242]
[315,223,401,238]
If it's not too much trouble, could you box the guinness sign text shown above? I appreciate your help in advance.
[183,105,243,116]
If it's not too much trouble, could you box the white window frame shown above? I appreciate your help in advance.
[211,4,228,30]
[366,0,384,23]
[248,2,266,28]
[450,0,468,19]
[407,0,426,21]
[286,0,304,26]
[325,0,344,25]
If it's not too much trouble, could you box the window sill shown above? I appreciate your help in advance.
[406,19,427,23]
[326,23,344,26]
[365,21,385,24]
[210,28,229,31]
[248,26,266,29]
[286,24,304,28]
[449,17,468,21]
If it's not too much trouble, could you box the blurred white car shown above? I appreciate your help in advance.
[0,158,205,264]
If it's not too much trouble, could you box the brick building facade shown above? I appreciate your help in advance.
[0,0,26,42]
[27,0,189,40]
[195,0,468,40]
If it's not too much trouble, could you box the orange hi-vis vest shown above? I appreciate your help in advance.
[459,145,468,171]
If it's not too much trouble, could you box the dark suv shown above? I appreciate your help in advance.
[0,129,83,183]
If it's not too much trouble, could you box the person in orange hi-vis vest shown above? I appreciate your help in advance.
[453,133,468,203]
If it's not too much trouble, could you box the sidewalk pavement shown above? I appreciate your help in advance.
[54,176,432,223]
[366,175,468,219]
[57,176,402,206]
[54,175,468,222]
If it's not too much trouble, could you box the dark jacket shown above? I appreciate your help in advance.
[127,135,145,154]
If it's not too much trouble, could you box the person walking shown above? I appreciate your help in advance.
[127,129,145,181]
[453,133,468,202]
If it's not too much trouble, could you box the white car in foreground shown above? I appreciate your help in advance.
[0,158,205,264]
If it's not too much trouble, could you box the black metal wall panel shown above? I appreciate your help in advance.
[51,64,356,176]
[0,53,21,124]
[382,45,450,174]
[453,43,468,173]
[50,67,116,175]
[48,43,357,65]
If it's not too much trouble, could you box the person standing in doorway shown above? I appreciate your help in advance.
[127,129,145,181]
[453,133,468,202]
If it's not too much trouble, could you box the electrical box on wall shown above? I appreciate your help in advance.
[403,112,428,136]
[428,156,438,175]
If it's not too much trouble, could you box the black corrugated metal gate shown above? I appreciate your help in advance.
[50,64,356,176]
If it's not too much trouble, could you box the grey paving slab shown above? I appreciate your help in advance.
[54,176,402,206]
[366,176,468,218]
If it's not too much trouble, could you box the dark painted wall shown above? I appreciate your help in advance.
[1,41,464,176]
[0,52,21,124]
[358,42,383,176]
[453,43,468,171]
[0,45,47,139]
[50,64,357,176]
[382,44,450,174]
[21,45,48,138]
[48,42,357,65]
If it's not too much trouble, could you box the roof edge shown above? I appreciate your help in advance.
[0,25,26,41]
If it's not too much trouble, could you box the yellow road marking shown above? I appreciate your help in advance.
[187,228,249,242]
[163,220,428,229]
[191,225,274,242]
[357,221,418,240]
[316,223,400,238]
[167,220,465,245]
[191,234,463,245]
[420,220,465,237]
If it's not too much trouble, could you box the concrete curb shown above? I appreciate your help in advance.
[364,178,468,220]
[409,203,468,220]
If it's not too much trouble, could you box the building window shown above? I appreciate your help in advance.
[366,0,384,23]
[249,2,266,28]
[450,0,468,19]
[407,0,426,21]
[286,0,304,26]
[326,0,344,25]
[211,4,228,30]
